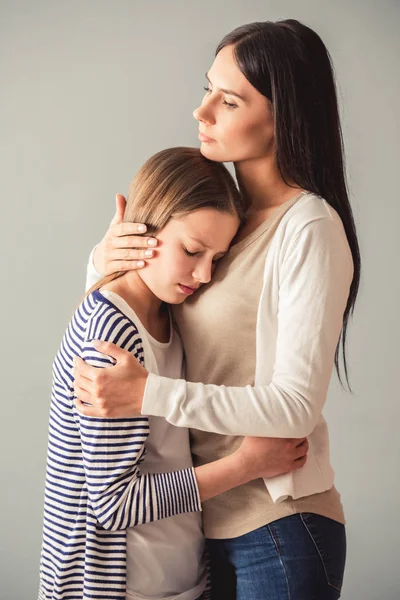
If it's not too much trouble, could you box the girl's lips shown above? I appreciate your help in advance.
[178,284,196,295]
[198,132,215,143]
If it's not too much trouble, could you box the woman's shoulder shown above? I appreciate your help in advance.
[285,192,343,230]
[276,192,348,250]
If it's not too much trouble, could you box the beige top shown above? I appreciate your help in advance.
[173,194,345,538]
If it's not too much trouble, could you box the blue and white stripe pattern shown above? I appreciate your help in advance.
[39,290,202,599]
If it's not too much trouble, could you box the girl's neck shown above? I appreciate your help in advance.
[101,272,169,342]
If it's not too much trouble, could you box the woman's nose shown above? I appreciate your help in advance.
[193,103,215,125]
[193,106,202,121]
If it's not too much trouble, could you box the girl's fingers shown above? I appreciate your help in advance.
[294,455,307,469]
[295,437,307,447]
[295,442,308,460]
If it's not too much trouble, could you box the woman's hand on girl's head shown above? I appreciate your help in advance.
[93,193,158,276]
[73,341,148,418]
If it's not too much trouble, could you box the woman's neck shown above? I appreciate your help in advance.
[235,156,303,216]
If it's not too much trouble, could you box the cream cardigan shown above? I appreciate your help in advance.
[86,193,354,503]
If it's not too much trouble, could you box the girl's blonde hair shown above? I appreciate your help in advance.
[86,147,247,296]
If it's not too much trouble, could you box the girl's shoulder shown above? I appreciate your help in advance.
[79,289,145,357]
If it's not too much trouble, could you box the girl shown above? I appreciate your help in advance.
[39,147,308,600]
[76,19,360,600]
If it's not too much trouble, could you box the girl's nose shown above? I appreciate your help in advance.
[193,260,213,285]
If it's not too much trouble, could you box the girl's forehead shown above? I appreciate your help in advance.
[162,209,239,250]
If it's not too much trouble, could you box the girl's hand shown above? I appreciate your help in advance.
[236,436,308,480]
[73,341,147,418]
[93,194,158,275]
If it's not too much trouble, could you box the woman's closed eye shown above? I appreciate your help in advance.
[222,99,238,109]
[203,86,238,109]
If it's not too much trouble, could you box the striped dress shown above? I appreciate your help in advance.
[38,290,205,600]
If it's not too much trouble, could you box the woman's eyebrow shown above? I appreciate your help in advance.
[205,73,245,101]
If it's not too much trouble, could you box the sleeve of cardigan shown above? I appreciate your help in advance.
[142,216,354,438]
[85,246,102,291]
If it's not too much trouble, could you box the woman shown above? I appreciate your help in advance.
[75,20,360,600]
[39,147,307,600]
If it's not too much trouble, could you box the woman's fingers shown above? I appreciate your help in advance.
[110,248,156,261]
[112,222,147,237]
[74,357,99,381]
[109,225,158,249]
[107,260,147,272]
[110,194,127,226]
[74,384,93,405]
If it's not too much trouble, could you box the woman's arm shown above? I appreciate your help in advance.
[73,313,307,529]
[76,216,353,438]
[142,217,354,438]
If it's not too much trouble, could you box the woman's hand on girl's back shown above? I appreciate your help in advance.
[93,194,158,276]
[236,436,308,480]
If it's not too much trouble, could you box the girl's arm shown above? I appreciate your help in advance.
[72,312,305,531]
[71,317,201,531]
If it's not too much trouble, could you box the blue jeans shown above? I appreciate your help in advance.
[206,513,346,600]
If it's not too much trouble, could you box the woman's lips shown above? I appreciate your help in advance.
[198,132,215,143]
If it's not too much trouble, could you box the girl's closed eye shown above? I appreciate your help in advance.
[183,247,200,257]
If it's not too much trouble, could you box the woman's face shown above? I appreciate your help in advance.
[193,44,274,164]
[137,207,239,305]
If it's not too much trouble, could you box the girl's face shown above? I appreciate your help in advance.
[193,45,274,164]
[137,207,239,304]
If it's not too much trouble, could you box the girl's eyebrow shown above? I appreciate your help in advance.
[205,73,245,101]
[189,236,210,249]
[189,236,229,256]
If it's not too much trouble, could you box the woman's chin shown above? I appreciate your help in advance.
[199,143,223,162]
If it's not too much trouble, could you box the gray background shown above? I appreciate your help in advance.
[1,0,399,598]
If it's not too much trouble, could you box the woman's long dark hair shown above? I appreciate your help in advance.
[217,20,361,390]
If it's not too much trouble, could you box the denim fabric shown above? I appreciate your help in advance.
[206,513,346,600]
